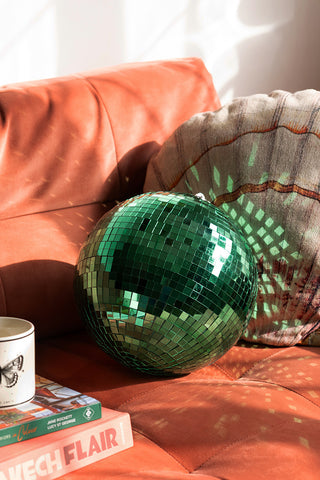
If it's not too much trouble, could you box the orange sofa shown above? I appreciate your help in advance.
[0,58,319,479]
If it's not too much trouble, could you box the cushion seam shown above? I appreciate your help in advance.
[193,415,300,473]
[0,200,114,222]
[117,380,179,410]
[76,73,121,179]
[240,377,320,411]
[131,426,191,473]
[238,348,293,379]
[212,362,236,380]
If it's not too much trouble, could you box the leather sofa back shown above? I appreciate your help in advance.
[0,58,220,339]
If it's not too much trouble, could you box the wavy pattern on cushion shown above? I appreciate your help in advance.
[144,89,320,346]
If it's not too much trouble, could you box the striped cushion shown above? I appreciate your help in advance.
[144,89,320,346]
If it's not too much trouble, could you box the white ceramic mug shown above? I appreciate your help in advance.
[0,317,35,408]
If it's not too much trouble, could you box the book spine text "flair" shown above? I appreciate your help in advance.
[0,427,119,480]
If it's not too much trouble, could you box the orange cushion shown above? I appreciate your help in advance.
[36,332,320,479]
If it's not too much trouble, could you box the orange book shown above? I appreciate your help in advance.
[0,407,133,480]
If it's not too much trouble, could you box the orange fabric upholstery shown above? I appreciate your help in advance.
[36,333,320,479]
[1,58,320,479]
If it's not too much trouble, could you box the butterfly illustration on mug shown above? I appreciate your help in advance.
[0,355,24,388]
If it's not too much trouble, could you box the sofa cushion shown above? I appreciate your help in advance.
[144,89,320,346]
[0,57,219,220]
[36,331,320,479]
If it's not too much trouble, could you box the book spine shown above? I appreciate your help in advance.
[0,402,102,447]
[0,412,133,480]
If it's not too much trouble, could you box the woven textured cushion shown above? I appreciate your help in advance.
[144,89,320,346]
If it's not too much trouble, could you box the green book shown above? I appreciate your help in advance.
[0,375,101,447]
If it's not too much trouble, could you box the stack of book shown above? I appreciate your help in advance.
[0,375,133,480]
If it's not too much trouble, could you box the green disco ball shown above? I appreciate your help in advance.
[74,192,258,376]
